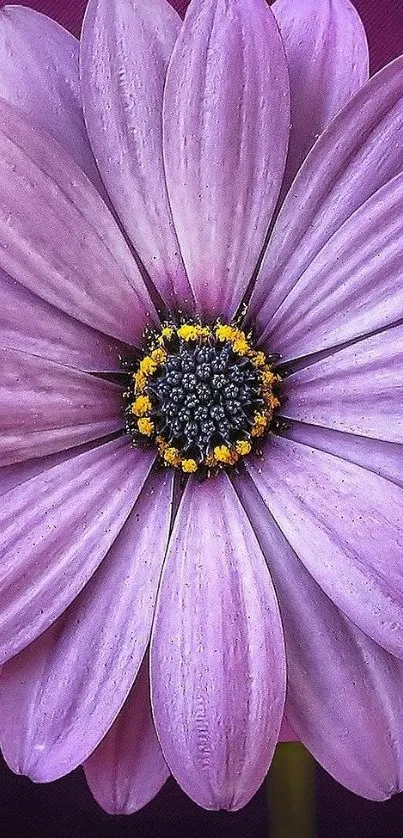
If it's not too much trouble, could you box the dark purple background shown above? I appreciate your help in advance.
[0,0,403,835]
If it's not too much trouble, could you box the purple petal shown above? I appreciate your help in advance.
[0,98,158,346]
[273,0,368,195]
[84,657,169,814]
[163,0,290,321]
[0,5,102,190]
[283,422,403,490]
[0,438,114,497]
[150,474,286,811]
[0,347,123,466]
[235,474,403,800]
[0,438,155,663]
[247,436,403,660]
[0,268,123,371]
[262,172,403,361]
[80,0,193,312]
[281,325,403,442]
[248,56,403,337]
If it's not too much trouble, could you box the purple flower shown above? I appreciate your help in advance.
[0,0,402,816]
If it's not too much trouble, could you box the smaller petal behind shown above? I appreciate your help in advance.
[84,657,169,815]
[0,467,172,780]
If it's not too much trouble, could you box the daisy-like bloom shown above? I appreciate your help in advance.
[0,0,402,815]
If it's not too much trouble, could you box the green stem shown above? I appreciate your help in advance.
[267,742,316,838]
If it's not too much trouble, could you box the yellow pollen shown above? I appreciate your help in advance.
[251,413,268,438]
[131,395,152,416]
[150,347,167,364]
[134,371,147,393]
[235,440,252,456]
[163,447,181,467]
[252,352,266,367]
[232,337,250,356]
[161,326,175,341]
[213,445,239,465]
[181,458,198,473]
[177,324,210,341]
[261,368,276,386]
[205,453,218,468]
[137,417,154,436]
[140,356,158,376]
[215,324,238,342]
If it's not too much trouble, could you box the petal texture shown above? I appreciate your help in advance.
[273,0,369,194]
[0,468,172,780]
[0,98,157,346]
[0,5,102,188]
[283,422,403,491]
[0,268,122,371]
[81,0,192,312]
[163,0,290,320]
[248,56,403,338]
[0,439,155,663]
[247,436,403,660]
[235,474,403,800]
[282,325,403,443]
[84,659,169,814]
[150,474,286,811]
[0,347,123,466]
[263,173,403,361]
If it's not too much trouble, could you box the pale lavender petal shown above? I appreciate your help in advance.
[0,438,155,663]
[235,474,403,799]
[0,268,123,371]
[263,173,403,361]
[248,56,403,337]
[0,347,124,466]
[282,325,403,442]
[273,0,368,194]
[0,5,102,189]
[0,98,157,346]
[150,474,285,811]
[84,658,169,814]
[0,438,113,497]
[163,0,289,321]
[283,422,403,490]
[81,0,193,311]
[247,436,403,660]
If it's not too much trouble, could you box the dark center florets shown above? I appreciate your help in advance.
[123,322,281,474]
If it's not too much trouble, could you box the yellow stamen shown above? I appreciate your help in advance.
[252,351,266,367]
[140,356,158,376]
[251,413,268,438]
[213,445,239,465]
[137,417,154,436]
[215,324,238,342]
[235,440,252,456]
[232,336,251,356]
[182,458,198,473]
[134,371,147,393]
[163,446,181,467]
[150,347,167,365]
[131,395,152,416]
[261,368,276,386]
[177,324,210,342]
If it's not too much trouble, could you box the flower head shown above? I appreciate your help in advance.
[0,0,402,816]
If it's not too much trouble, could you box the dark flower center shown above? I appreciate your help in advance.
[123,322,280,473]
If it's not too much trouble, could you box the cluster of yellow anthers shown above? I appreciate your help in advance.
[129,322,281,473]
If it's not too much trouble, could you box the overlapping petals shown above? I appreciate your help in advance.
[0,0,401,816]
[0,464,172,779]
